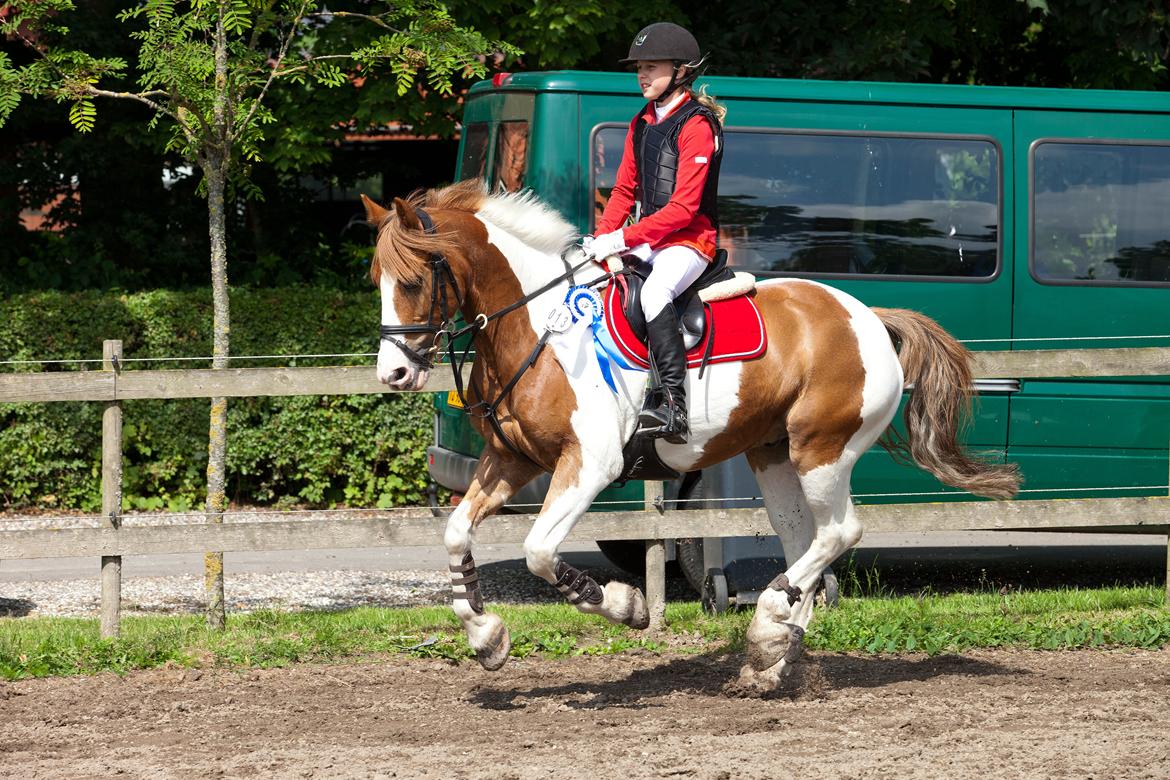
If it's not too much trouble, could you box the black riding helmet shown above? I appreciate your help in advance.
[620,22,701,64]
[620,23,706,103]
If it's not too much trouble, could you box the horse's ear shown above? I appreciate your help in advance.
[360,194,389,226]
[392,197,423,231]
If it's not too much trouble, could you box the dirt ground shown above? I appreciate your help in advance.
[2,647,1169,780]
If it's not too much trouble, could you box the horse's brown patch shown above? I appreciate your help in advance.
[694,281,865,475]
[437,211,581,475]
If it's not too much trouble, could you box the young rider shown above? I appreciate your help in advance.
[586,22,725,445]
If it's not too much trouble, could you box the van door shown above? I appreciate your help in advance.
[1011,110,1170,498]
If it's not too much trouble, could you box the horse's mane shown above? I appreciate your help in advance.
[371,179,578,286]
[476,187,578,255]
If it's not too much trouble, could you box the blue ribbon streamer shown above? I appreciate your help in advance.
[590,315,618,392]
[564,285,642,394]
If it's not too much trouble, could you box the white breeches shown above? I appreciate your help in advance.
[640,244,709,320]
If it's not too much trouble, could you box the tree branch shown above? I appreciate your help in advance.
[85,87,176,119]
[235,0,313,140]
[303,10,403,33]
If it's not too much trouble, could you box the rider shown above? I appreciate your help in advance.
[586,21,725,445]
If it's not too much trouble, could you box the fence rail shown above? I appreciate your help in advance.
[3,497,1168,561]
[2,342,1169,636]
[3,346,1170,404]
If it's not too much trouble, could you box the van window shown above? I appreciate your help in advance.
[494,121,530,192]
[459,123,490,182]
[592,126,628,227]
[590,127,999,278]
[1033,141,1170,285]
[719,132,999,278]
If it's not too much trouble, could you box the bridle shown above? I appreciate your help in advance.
[377,208,465,371]
[376,205,604,459]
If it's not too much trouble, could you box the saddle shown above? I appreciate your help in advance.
[619,249,735,351]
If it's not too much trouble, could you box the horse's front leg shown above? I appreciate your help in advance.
[523,449,650,629]
[445,446,541,671]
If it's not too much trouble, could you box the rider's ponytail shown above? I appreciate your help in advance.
[691,84,726,125]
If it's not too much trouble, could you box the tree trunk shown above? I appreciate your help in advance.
[204,2,232,631]
[203,158,230,631]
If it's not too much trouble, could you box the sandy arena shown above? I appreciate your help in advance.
[2,646,1169,779]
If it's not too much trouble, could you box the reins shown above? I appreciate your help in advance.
[378,206,616,461]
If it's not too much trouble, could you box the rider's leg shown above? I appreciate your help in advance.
[523,448,650,628]
[638,245,707,443]
[445,446,542,670]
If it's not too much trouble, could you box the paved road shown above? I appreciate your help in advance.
[2,531,1165,592]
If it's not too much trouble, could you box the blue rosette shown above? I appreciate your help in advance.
[563,285,619,392]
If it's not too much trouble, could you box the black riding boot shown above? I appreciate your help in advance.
[638,303,689,444]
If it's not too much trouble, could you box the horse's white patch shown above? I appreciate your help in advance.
[376,272,428,389]
[656,359,744,472]
[809,281,904,457]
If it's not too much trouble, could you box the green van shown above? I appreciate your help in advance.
[426,71,1170,593]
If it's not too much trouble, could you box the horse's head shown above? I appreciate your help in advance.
[364,191,472,390]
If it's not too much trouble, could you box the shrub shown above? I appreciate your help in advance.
[0,286,434,511]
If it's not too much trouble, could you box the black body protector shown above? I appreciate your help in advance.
[629,100,723,443]
[631,100,724,226]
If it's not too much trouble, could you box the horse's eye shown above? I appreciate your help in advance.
[399,280,423,294]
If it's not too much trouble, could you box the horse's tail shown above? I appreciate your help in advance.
[872,307,1020,500]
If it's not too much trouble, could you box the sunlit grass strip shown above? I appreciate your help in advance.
[1,587,1167,680]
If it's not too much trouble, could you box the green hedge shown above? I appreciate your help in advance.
[0,287,436,512]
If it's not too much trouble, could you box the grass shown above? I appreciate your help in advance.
[1,588,1167,681]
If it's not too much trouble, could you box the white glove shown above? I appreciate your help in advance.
[588,230,627,263]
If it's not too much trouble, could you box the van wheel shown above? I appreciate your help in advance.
[596,540,683,579]
[702,568,729,614]
[595,540,650,576]
[677,537,705,594]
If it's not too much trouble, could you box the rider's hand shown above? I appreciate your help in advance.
[588,229,627,264]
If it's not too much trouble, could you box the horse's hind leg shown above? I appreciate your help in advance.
[738,446,819,689]
[523,449,649,629]
[445,446,541,671]
[739,442,863,692]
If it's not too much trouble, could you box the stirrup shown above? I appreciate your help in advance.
[637,404,688,444]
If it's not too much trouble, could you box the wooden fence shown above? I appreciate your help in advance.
[2,342,1169,636]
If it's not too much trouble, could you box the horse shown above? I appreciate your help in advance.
[364,179,1019,693]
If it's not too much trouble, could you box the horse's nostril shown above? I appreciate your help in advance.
[389,367,409,384]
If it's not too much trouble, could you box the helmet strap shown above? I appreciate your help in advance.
[655,63,686,106]
[654,56,707,105]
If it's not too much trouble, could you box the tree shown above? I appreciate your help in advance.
[1,0,517,628]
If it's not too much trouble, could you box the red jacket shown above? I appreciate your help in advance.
[595,95,718,260]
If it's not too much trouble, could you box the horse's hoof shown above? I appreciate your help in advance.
[729,664,782,697]
[621,586,650,630]
[473,617,511,671]
[745,620,804,671]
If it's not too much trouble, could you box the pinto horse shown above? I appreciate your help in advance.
[365,180,1019,692]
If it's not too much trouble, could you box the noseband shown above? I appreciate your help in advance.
[377,208,462,370]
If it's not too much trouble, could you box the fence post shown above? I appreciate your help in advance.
[643,480,667,630]
[100,339,123,639]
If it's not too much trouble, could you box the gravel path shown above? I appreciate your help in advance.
[0,565,699,619]
[1,511,694,618]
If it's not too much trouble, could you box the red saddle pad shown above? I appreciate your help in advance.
[603,283,767,370]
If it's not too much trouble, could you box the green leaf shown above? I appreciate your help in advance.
[68,98,96,133]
